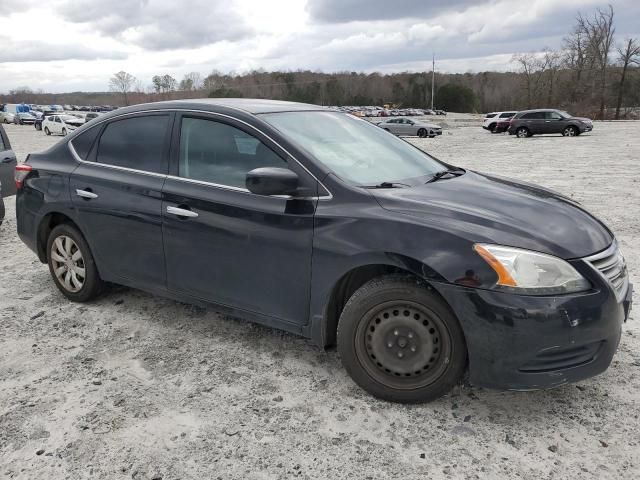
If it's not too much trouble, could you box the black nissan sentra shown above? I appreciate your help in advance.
[16,99,632,402]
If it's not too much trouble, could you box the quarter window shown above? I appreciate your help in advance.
[178,117,287,189]
[70,126,100,160]
[96,115,169,174]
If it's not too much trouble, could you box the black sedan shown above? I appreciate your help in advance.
[15,99,631,402]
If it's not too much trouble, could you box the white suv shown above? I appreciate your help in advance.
[483,111,517,132]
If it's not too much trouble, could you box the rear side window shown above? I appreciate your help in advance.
[521,112,544,119]
[70,126,100,160]
[96,115,169,174]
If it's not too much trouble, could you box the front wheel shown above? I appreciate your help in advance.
[47,223,103,302]
[44,127,51,135]
[61,128,67,136]
[562,126,578,137]
[417,128,427,138]
[337,276,467,403]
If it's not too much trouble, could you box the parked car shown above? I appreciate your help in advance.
[15,99,631,403]
[434,110,447,116]
[0,123,17,212]
[34,110,56,131]
[508,109,593,138]
[1,111,15,124]
[483,111,517,133]
[14,111,37,125]
[492,119,512,133]
[42,114,85,136]
[84,112,102,123]
[377,118,442,137]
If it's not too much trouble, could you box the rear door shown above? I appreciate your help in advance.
[161,113,318,325]
[69,113,172,289]
[0,125,17,197]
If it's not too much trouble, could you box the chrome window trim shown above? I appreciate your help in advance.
[67,108,333,200]
[582,240,629,301]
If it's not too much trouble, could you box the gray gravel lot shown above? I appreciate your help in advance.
[1,121,639,479]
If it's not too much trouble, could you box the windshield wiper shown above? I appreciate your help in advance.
[361,181,412,189]
[425,168,465,184]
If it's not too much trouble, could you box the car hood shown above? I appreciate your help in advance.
[570,116,592,123]
[371,171,612,259]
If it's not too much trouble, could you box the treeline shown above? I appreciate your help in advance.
[2,5,639,118]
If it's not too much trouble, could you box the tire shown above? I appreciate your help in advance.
[35,123,42,131]
[61,128,67,136]
[562,125,578,137]
[337,275,467,403]
[516,127,530,138]
[417,128,427,138]
[46,223,103,302]
[489,123,497,133]
[44,127,51,135]
[0,197,4,227]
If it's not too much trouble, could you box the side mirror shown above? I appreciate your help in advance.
[246,167,299,196]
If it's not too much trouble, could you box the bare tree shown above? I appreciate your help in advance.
[179,72,203,91]
[512,53,547,108]
[109,71,136,106]
[542,49,562,106]
[577,5,615,118]
[614,38,640,119]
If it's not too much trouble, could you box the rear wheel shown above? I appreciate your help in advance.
[337,275,467,403]
[47,223,103,302]
[35,123,42,131]
[489,123,497,133]
[44,127,51,135]
[516,127,530,138]
[0,197,5,226]
[562,126,578,137]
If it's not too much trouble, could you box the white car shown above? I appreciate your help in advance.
[42,114,85,136]
[482,111,517,132]
[377,118,443,138]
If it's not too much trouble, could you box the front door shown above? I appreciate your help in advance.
[0,125,17,197]
[162,113,317,325]
[544,111,565,134]
[69,113,172,289]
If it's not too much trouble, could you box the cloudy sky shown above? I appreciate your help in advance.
[1,0,639,93]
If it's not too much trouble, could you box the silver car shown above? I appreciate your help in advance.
[377,118,442,138]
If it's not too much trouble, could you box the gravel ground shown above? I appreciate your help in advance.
[1,121,639,480]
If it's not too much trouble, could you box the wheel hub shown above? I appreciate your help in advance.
[364,305,442,378]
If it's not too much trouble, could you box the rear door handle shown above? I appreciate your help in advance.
[167,206,199,218]
[76,189,98,199]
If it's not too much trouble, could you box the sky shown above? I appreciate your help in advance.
[1,0,639,93]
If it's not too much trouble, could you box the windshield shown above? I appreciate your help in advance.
[558,111,571,118]
[260,111,445,186]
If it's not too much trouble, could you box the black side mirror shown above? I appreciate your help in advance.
[246,167,299,196]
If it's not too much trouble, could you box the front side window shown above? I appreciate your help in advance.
[546,111,564,120]
[261,111,445,186]
[499,112,515,118]
[96,115,169,174]
[179,117,287,189]
[485,113,497,118]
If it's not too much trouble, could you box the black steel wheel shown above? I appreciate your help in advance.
[337,275,467,403]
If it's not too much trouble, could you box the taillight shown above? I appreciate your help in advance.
[15,164,32,190]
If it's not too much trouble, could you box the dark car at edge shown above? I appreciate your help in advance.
[508,109,594,138]
[15,99,632,402]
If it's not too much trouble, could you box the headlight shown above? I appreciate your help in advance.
[474,244,590,295]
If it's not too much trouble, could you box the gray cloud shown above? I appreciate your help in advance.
[0,37,128,62]
[58,0,253,50]
[306,0,479,23]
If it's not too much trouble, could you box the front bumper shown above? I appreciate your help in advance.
[433,275,631,391]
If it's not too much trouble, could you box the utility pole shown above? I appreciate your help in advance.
[431,53,435,110]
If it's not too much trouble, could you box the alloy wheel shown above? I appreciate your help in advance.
[355,300,452,390]
[50,235,86,293]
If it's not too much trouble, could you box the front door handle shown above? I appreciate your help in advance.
[76,189,98,199]
[167,206,199,218]
[1,157,14,163]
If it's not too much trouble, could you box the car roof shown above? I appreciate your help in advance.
[155,98,326,114]
[517,109,557,113]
